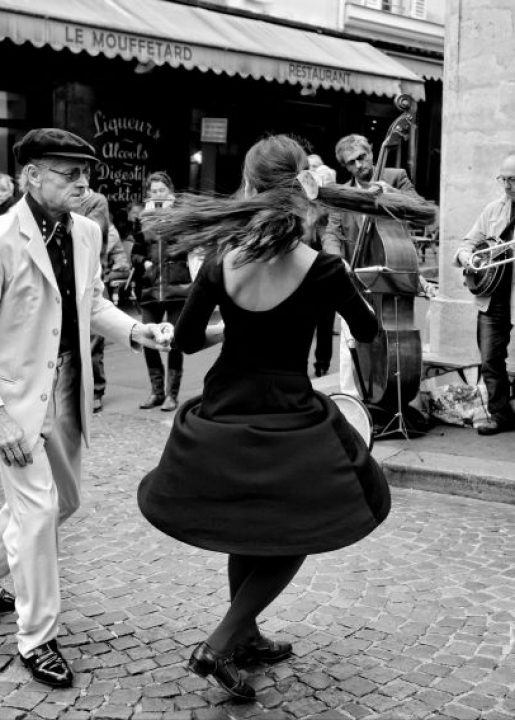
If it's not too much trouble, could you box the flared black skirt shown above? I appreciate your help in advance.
[138,369,390,556]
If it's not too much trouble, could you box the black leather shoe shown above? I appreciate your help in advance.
[314,363,329,378]
[477,417,515,436]
[0,588,15,614]
[188,642,255,700]
[20,642,73,688]
[93,397,103,414]
[161,395,178,412]
[234,634,292,667]
[139,394,165,409]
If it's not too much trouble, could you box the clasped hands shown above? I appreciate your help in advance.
[131,322,174,351]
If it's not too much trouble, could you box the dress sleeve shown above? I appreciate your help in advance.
[173,258,220,354]
[326,257,378,343]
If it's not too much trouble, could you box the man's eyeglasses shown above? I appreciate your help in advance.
[44,166,91,183]
[345,152,370,168]
[496,175,515,187]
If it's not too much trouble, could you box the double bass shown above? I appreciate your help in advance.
[349,95,423,419]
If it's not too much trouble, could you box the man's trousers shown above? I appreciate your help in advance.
[0,352,81,656]
[477,308,513,421]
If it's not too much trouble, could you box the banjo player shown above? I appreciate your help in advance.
[455,151,515,435]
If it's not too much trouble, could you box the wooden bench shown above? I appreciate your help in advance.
[422,353,515,392]
[422,352,481,384]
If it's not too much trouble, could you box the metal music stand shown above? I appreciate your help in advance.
[373,294,425,441]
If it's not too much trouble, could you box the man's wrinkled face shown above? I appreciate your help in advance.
[341,145,374,183]
[30,158,90,214]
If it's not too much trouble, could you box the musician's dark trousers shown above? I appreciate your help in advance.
[477,307,513,421]
[91,333,106,400]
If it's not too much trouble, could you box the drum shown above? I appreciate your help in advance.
[329,393,374,449]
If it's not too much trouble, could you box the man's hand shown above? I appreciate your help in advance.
[362,182,384,199]
[458,249,474,269]
[0,407,32,467]
[372,180,395,194]
[132,322,174,351]
[419,275,438,298]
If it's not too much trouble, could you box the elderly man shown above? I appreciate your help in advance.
[321,133,428,392]
[0,128,173,687]
[455,152,515,435]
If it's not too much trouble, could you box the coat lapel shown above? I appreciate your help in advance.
[18,197,59,293]
[71,216,89,300]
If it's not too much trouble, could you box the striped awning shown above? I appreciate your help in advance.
[0,0,425,100]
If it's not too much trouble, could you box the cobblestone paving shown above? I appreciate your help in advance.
[1,411,515,719]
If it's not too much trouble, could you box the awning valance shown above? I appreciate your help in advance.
[387,51,443,82]
[0,0,425,100]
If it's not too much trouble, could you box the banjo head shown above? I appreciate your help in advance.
[463,238,510,297]
[329,393,373,449]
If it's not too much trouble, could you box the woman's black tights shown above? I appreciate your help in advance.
[207,553,306,654]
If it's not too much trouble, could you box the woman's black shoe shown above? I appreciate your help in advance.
[20,641,73,688]
[234,634,292,666]
[188,642,255,700]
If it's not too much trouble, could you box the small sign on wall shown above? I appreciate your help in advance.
[201,117,228,144]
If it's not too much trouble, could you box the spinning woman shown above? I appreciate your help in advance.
[138,134,432,700]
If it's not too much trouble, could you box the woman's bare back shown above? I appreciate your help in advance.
[222,244,319,312]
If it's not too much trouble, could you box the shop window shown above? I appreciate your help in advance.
[218,0,271,13]
[361,0,426,17]
[0,92,26,178]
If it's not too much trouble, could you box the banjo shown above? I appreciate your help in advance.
[463,217,515,297]
[463,237,514,297]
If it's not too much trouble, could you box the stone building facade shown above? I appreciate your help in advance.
[429,0,515,369]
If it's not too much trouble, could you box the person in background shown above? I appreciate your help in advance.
[306,154,338,376]
[0,173,16,216]
[78,182,110,414]
[123,201,144,257]
[144,170,175,210]
[307,154,337,186]
[118,201,145,303]
[454,151,515,435]
[104,216,131,305]
[132,172,190,411]
[0,128,173,688]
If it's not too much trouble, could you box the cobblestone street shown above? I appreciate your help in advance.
[2,410,515,720]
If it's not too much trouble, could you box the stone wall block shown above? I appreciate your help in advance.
[431,0,515,367]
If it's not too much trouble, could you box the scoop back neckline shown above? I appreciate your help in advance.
[221,251,323,314]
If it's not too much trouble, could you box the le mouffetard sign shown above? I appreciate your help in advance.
[61,23,354,93]
[92,110,161,207]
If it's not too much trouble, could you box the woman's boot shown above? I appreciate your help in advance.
[139,372,165,409]
[161,368,182,411]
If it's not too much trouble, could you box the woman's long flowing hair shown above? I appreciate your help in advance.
[143,134,436,265]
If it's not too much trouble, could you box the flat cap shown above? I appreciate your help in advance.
[14,128,97,165]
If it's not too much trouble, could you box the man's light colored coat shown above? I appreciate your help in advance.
[0,196,136,448]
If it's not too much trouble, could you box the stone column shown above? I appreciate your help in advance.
[428,0,515,370]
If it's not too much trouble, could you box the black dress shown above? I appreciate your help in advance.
[138,251,390,556]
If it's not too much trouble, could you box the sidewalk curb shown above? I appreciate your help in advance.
[376,446,515,505]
